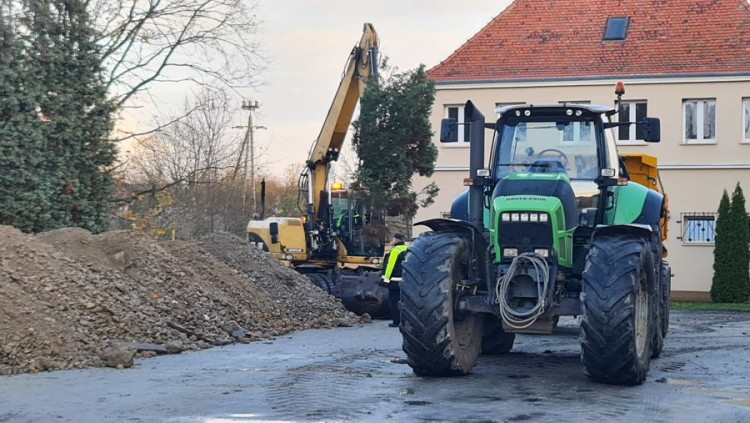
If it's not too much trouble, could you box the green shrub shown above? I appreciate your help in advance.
[711,184,750,302]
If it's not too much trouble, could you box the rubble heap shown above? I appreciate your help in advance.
[0,227,358,375]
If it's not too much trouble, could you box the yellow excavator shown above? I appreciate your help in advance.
[247,23,389,317]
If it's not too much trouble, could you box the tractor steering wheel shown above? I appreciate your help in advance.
[536,148,569,168]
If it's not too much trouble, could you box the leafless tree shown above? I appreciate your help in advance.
[128,88,240,185]
[117,88,269,237]
[91,0,263,140]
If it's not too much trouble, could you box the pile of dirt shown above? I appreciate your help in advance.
[0,227,359,375]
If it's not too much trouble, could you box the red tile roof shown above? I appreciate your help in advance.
[428,0,750,83]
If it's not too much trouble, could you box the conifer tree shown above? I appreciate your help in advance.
[711,190,733,302]
[711,184,750,302]
[351,64,438,220]
[0,1,114,232]
[729,183,750,301]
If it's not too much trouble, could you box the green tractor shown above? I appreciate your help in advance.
[399,86,670,385]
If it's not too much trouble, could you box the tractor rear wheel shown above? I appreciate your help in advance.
[581,235,655,385]
[481,317,516,355]
[651,261,671,358]
[660,262,671,336]
[400,232,483,376]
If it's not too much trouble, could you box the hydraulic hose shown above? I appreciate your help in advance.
[495,253,550,330]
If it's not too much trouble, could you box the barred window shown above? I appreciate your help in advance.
[681,213,717,245]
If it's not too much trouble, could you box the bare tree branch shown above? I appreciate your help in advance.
[92,0,263,110]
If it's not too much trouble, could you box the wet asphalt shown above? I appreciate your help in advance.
[1,310,750,423]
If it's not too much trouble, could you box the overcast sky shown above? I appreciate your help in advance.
[123,0,514,177]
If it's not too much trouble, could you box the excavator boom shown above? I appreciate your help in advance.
[305,23,379,226]
[247,23,389,319]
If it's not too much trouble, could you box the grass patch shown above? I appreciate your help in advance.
[671,301,750,312]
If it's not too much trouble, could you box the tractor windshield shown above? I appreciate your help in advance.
[494,120,600,180]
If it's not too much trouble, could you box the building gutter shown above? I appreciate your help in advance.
[434,164,750,172]
[659,163,750,170]
[433,72,750,90]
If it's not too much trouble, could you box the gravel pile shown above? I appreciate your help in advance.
[0,227,359,375]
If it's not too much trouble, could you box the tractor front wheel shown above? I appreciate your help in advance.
[400,232,483,376]
[581,235,655,385]
[481,316,516,355]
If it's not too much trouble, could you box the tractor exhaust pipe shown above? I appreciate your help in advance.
[465,101,485,232]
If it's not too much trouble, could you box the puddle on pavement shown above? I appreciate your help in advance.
[666,378,701,386]
[727,399,750,408]
[684,388,750,408]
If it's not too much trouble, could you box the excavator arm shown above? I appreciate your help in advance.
[303,23,379,228]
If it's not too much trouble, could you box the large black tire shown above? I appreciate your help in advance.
[481,317,516,355]
[581,235,655,385]
[400,232,483,376]
[650,261,671,358]
[306,273,336,295]
[660,262,671,336]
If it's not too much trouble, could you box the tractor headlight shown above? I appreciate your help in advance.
[284,254,294,260]
[503,248,519,258]
[539,213,549,223]
[520,213,529,222]
[534,248,550,258]
[529,213,539,222]
[511,213,520,222]
[501,213,511,222]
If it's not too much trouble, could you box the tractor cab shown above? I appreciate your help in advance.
[492,104,618,235]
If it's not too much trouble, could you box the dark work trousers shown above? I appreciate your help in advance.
[388,284,401,325]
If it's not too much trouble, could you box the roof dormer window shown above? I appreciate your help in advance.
[603,17,630,41]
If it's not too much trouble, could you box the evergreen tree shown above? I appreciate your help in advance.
[711,184,750,303]
[711,190,733,302]
[351,64,438,220]
[729,183,750,301]
[0,1,114,233]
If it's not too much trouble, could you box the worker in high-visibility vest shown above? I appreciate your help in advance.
[381,233,407,327]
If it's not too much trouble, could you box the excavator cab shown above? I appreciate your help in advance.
[330,186,383,258]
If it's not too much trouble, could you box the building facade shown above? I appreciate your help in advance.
[415,0,750,299]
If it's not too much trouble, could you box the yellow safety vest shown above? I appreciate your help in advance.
[336,212,360,228]
[382,244,408,283]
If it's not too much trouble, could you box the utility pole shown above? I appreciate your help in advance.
[241,100,259,214]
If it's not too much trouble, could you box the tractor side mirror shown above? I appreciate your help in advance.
[641,117,661,143]
[440,118,458,143]
[269,222,279,244]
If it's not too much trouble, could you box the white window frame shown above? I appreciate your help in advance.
[682,99,717,144]
[617,100,648,145]
[679,212,717,246]
[444,104,468,145]
[560,122,594,145]
[743,98,750,144]
[554,101,592,145]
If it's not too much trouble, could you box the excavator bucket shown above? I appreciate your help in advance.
[338,271,390,319]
